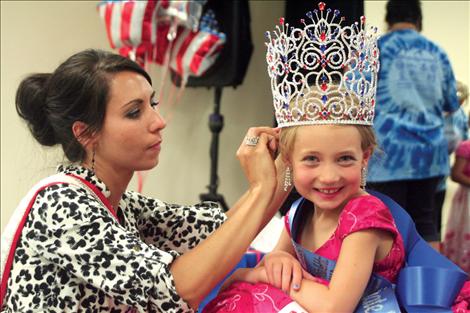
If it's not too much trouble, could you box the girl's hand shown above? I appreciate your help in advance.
[264,251,304,292]
[236,127,280,194]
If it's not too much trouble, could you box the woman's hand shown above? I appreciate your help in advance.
[236,127,280,194]
[263,250,305,293]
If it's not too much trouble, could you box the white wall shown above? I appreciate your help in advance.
[365,1,469,87]
[0,1,284,231]
[2,1,469,233]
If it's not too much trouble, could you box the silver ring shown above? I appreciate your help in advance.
[245,136,260,146]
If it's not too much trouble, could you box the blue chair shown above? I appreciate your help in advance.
[369,190,467,312]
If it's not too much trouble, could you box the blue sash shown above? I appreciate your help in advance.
[288,193,468,313]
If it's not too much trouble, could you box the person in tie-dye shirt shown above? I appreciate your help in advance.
[366,0,460,248]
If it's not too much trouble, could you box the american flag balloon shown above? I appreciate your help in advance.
[97,0,225,80]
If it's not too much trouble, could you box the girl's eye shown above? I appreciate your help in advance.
[303,155,319,163]
[338,155,356,163]
[126,108,140,119]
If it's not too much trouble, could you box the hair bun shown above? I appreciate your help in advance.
[15,73,57,146]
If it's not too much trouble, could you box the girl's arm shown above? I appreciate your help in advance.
[218,266,269,292]
[258,228,306,292]
[220,226,301,292]
[451,156,470,187]
[288,229,387,313]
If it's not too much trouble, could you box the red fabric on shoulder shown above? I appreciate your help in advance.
[337,195,399,241]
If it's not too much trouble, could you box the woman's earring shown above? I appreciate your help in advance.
[284,167,292,191]
[361,166,367,189]
[91,148,96,172]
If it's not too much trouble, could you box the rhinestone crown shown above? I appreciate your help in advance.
[265,2,380,127]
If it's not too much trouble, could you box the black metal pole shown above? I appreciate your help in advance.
[209,87,222,194]
[200,87,228,211]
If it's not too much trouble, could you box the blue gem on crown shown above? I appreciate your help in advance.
[265,2,380,128]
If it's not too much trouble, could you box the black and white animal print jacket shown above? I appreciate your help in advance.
[3,165,226,312]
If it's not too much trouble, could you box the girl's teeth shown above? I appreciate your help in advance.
[319,189,338,194]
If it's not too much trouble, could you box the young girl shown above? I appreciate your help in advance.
[442,83,469,273]
[203,3,469,312]
[204,98,406,313]
[443,138,470,274]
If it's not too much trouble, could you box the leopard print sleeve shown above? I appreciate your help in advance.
[123,191,227,253]
[5,183,193,312]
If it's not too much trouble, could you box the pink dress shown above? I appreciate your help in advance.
[293,195,405,284]
[443,140,470,274]
[443,140,470,313]
[202,195,404,313]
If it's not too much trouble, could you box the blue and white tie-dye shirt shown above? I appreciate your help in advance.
[368,29,460,182]
[437,108,469,192]
[444,107,469,153]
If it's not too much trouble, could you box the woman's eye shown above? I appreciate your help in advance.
[150,99,159,109]
[126,109,140,119]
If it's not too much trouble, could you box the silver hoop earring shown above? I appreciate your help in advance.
[284,167,292,191]
[361,166,367,189]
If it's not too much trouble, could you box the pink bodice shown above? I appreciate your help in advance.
[286,195,405,283]
[456,140,470,177]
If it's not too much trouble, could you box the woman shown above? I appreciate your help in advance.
[0,49,287,312]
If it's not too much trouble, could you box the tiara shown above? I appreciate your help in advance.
[265,2,380,128]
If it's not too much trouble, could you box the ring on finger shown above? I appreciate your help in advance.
[245,136,260,146]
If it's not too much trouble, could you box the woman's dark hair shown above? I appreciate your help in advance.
[16,49,152,162]
[385,0,422,31]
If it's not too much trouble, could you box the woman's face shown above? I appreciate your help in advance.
[289,124,369,212]
[95,71,166,174]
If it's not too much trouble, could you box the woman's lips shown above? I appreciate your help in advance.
[148,141,162,151]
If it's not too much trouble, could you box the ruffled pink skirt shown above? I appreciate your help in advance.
[202,282,306,313]
[203,281,470,313]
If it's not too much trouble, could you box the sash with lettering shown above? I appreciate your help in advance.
[288,194,468,313]
[0,174,118,308]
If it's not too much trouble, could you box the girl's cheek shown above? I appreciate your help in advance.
[292,169,314,185]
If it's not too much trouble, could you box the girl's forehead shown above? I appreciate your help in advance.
[294,125,363,151]
[296,124,360,138]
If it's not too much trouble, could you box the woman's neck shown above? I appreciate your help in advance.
[94,165,133,208]
[388,22,418,32]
